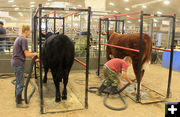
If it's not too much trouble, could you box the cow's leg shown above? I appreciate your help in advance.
[62,70,69,100]
[52,72,61,102]
[132,59,143,92]
[43,67,49,83]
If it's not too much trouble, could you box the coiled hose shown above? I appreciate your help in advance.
[88,79,136,111]
[24,56,38,104]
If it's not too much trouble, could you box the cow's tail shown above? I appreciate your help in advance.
[142,34,152,65]
[106,46,112,61]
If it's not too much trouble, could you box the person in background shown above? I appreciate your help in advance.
[0,21,6,54]
[11,25,39,108]
[98,56,133,95]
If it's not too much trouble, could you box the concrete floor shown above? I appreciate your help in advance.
[0,64,180,117]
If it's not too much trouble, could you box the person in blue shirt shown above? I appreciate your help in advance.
[0,21,6,54]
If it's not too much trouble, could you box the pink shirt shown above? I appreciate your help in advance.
[105,58,128,73]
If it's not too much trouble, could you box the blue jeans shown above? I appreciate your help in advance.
[12,64,25,96]
[0,40,5,54]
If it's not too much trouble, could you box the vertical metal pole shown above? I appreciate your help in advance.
[85,7,91,109]
[54,11,56,33]
[167,20,172,49]
[136,11,143,103]
[34,16,37,79]
[166,14,176,98]
[115,16,118,32]
[149,19,153,38]
[30,7,33,51]
[79,13,82,57]
[63,18,65,34]
[71,15,73,39]
[122,20,125,34]
[97,19,102,76]
[45,17,48,36]
[107,19,109,41]
[39,4,44,114]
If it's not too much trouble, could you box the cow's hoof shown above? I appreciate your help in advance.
[62,95,67,100]
[55,98,61,102]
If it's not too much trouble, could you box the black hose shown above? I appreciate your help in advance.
[104,93,128,111]
[88,79,136,111]
[24,56,38,104]
[0,74,14,79]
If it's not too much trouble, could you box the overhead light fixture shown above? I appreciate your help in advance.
[30,2,35,4]
[124,0,129,2]
[77,5,82,7]
[113,10,118,13]
[125,8,130,11]
[15,8,19,10]
[45,3,50,5]
[30,5,35,7]
[153,19,158,22]
[157,11,162,15]
[18,12,23,16]
[48,0,52,1]
[142,5,147,9]
[12,5,16,7]
[127,21,132,23]
[8,0,14,2]
[164,0,170,5]
[109,2,114,6]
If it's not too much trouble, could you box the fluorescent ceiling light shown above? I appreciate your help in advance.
[77,5,82,7]
[142,5,147,8]
[30,5,35,7]
[109,2,114,6]
[18,12,23,16]
[8,0,14,2]
[164,0,170,5]
[46,3,50,5]
[48,0,52,1]
[125,8,130,11]
[15,8,19,10]
[157,11,162,14]
[124,0,129,2]
[12,5,16,7]
[113,10,117,13]
[30,2,35,4]
[153,19,158,22]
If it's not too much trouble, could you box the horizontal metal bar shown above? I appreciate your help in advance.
[152,47,171,52]
[101,19,124,22]
[74,58,86,67]
[69,8,88,11]
[101,11,140,19]
[41,7,65,10]
[38,17,64,19]
[63,11,81,18]
[123,14,174,20]
[101,43,139,52]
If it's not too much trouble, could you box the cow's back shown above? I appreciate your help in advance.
[43,34,74,73]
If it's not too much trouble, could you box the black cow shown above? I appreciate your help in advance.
[42,33,75,102]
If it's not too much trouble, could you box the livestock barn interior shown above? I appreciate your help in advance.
[0,0,180,117]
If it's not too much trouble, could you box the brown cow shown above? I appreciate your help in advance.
[106,31,152,82]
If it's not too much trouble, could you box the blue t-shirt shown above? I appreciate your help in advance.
[0,28,6,41]
[11,36,29,66]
